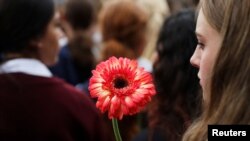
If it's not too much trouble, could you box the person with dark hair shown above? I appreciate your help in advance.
[133,9,201,141]
[49,0,97,86]
[0,0,112,140]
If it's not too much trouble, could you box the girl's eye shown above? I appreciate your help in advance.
[197,42,205,50]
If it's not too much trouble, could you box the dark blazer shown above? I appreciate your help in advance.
[49,45,92,86]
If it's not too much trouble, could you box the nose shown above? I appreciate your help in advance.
[190,47,200,68]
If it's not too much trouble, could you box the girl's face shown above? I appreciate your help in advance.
[38,12,62,66]
[190,9,222,102]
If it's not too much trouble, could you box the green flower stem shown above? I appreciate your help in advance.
[112,118,122,141]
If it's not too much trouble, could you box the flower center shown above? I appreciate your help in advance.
[114,77,128,89]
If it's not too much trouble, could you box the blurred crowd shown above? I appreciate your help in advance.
[1,0,249,141]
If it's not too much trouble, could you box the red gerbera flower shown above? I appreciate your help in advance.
[89,57,156,120]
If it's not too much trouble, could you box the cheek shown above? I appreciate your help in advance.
[199,51,217,99]
[200,56,213,83]
[50,30,60,55]
[46,32,60,65]
[43,28,60,51]
[52,31,60,48]
[199,61,211,102]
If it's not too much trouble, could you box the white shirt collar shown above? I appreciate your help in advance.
[0,58,52,77]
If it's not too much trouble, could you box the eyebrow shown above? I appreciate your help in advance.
[195,31,207,44]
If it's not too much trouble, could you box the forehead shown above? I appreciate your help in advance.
[196,9,215,38]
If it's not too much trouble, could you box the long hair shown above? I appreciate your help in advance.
[150,9,201,141]
[64,0,96,81]
[99,0,148,60]
[183,0,250,140]
[0,0,54,53]
[135,0,170,60]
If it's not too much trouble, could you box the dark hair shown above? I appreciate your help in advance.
[0,0,54,53]
[150,9,201,141]
[65,0,95,30]
[167,0,199,14]
[63,0,96,82]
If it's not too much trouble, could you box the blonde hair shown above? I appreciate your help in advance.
[183,0,250,140]
[135,0,170,61]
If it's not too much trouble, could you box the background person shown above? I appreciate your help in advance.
[0,0,113,140]
[133,9,201,141]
